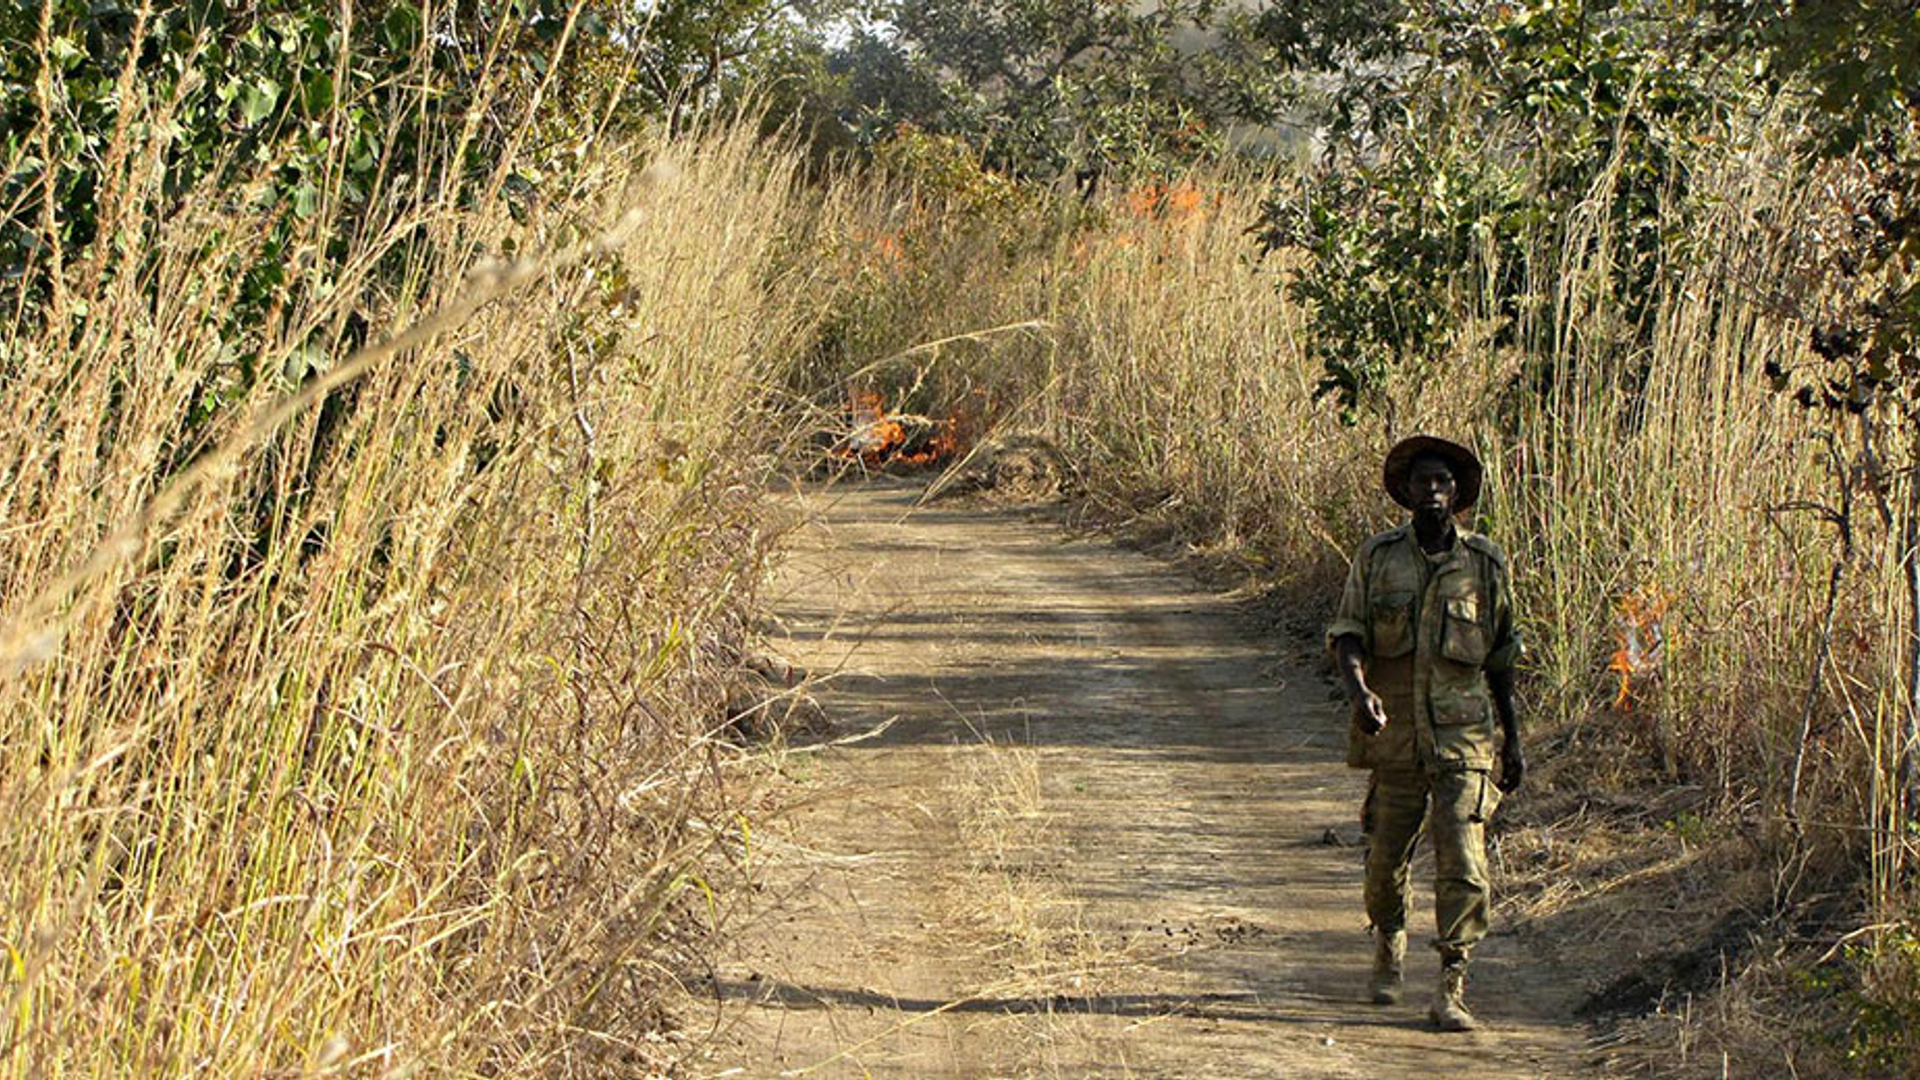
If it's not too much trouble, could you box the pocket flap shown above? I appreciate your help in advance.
[1369,591,1415,659]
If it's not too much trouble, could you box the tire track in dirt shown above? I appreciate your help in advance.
[698,480,1597,1078]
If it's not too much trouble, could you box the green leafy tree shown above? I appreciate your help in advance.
[0,0,851,322]
[1255,0,1742,422]
[1256,135,1527,425]
[627,0,860,129]
[0,0,603,319]
[792,0,1290,183]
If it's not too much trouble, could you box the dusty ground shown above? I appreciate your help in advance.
[694,479,1602,1079]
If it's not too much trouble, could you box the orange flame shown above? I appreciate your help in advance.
[1124,181,1209,225]
[1607,584,1673,710]
[870,230,906,268]
[833,390,967,468]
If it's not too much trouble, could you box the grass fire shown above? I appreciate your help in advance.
[832,389,965,469]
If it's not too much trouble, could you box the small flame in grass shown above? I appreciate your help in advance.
[834,390,966,468]
[1124,181,1209,224]
[1607,584,1673,710]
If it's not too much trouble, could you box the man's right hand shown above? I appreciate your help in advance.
[1497,740,1526,794]
[1352,689,1388,735]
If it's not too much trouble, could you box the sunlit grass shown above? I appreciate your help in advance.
[0,80,844,1073]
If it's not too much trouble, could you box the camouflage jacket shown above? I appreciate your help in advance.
[1325,524,1521,773]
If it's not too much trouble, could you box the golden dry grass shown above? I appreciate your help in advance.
[0,107,861,1072]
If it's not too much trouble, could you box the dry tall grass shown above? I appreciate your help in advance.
[0,92,847,1073]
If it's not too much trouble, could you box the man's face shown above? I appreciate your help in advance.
[1407,456,1458,519]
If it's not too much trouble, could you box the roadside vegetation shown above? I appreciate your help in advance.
[6,0,1919,1075]
[0,5,857,1072]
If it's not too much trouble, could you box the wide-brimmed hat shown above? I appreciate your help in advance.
[1382,435,1483,512]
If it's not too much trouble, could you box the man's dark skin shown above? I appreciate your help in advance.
[1332,456,1526,793]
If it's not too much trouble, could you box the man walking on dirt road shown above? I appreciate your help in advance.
[1325,435,1525,1032]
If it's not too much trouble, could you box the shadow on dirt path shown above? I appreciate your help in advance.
[697,480,1598,1078]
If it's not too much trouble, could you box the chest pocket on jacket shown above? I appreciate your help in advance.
[1370,592,1415,659]
[1440,592,1488,665]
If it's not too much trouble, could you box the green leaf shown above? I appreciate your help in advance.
[290,180,319,220]
[382,3,421,52]
[48,35,82,69]
[302,72,333,114]
[240,79,279,125]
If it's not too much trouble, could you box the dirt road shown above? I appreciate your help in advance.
[699,479,1596,1078]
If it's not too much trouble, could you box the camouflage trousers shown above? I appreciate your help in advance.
[1362,768,1498,961]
